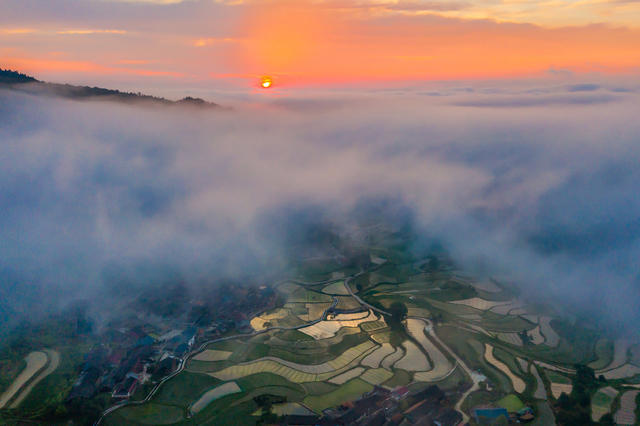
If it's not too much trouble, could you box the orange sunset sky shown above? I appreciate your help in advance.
[1,0,639,89]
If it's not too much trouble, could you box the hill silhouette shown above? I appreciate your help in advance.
[0,68,221,109]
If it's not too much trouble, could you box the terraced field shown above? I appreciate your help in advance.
[191,381,242,413]
[534,360,574,374]
[406,319,454,381]
[298,310,377,339]
[490,301,525,315]
[361,343,394,368]
[469,280,501,293]
[99,260,639,425]
[530,365,547,400]
[527,325,545,345]
[601,363,640,379]
[9,349,61,409]
[539,316,560,347]
[108,403,185,425]
[381,347,404,369]
[614,390,639,425]
[545,370,573,398]
[359,320,387,332]
[270,402,315,416]
[193,350,233,362]
[0,350,49,409]
[328,367,364,384]
[210,341,377,382]
[484,343,525,393]
[361,368,393,385]
[497,332,522,346]
[321,281,350,295]
[250,308,289,331]
[395,341,430,371]
[450,297,507,311]
[303,378,372,414]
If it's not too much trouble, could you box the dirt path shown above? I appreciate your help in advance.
[415,318,479,424]
[10,349,61,408]
[0,351,47,409]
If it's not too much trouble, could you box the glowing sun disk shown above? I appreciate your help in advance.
[261,76,272,88]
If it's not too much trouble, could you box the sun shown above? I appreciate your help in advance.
[260,76,272,88]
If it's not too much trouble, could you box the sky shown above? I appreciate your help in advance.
[1,0,639,93]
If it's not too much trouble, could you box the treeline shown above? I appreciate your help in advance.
[0,69,37,84]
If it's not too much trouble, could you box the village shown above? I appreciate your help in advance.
[65,283,278,405]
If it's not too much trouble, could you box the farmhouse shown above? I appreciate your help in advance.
[112,375,138,399]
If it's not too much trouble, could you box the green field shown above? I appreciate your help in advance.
[286,287,333,303]
[545,370,571,384]
[106,402,185,425]
[154,372,221,406]
[383,369,411,387]
[302,380,339,395]
[303,378,373,413]
[497,394,525,412]
[589,339,614,370]
[236,372,305,393]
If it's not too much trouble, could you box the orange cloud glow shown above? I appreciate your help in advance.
[56,29,127,35]
[2,56,183,78]
[233,3,640,85]
[2,0,639,87]
[0,28,36,35]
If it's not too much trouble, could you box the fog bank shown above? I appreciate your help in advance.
[1,83,639,334]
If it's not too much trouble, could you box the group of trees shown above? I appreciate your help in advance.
[0,69,37,84]
[386,301,408,332]
[555,364,611,425]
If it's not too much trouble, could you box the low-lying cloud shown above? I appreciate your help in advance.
[1,83,639,336]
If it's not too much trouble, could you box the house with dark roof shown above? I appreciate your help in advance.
[112,376,138,399]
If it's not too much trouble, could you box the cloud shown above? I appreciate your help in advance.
[56,29,127,35]
[454,93,618,107]
[566,83,601,92]
[383,1,469,12]
[0,83,639,337]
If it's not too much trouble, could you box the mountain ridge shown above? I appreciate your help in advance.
[0,68,222,109]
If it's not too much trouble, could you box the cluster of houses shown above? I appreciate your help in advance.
[66,326,196,402]
[288,385,462,426]
[64,283,278,405]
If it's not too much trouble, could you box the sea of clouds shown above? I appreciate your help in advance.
[1,81,639,335]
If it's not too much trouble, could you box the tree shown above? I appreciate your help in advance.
[557,392,573,410]
[387,302,408,331]
[599,413,614,425]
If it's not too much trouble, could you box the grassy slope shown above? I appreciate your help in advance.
[154,372,221,407]
[303,378,373,413]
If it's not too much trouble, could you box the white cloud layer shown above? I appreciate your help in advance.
[1,83,639,335]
